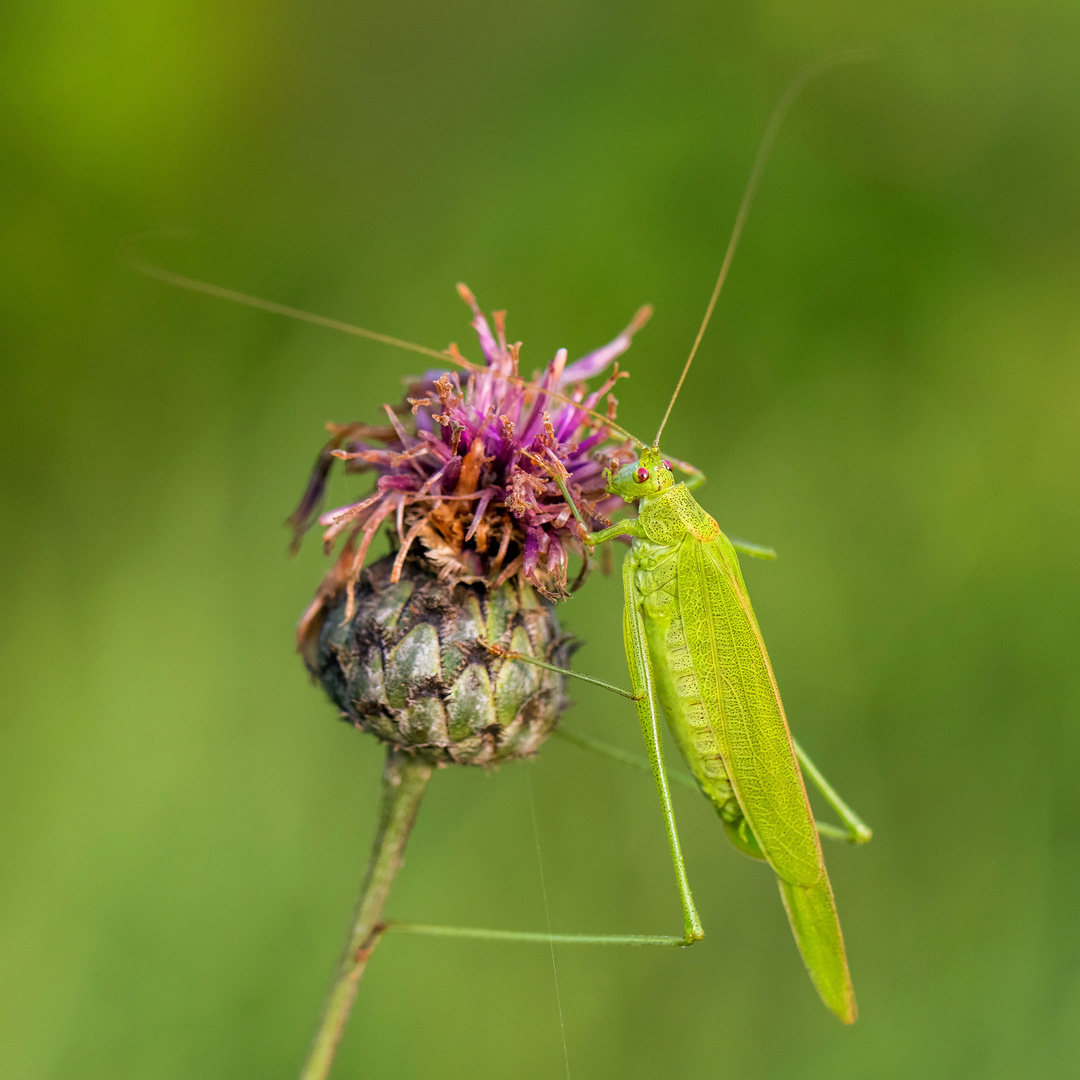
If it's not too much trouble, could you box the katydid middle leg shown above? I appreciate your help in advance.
[666,461,777,559]
[729,537,777,560]
[792,740,873,844]
[548,463,774,561]
[495,653,873,848]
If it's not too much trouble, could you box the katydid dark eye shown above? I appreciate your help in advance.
[636,467,649,482]
[662,460,671,470]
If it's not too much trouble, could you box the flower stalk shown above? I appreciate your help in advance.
[299,749,433,1080]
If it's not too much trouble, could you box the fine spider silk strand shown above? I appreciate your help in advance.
[525,763,571,1080]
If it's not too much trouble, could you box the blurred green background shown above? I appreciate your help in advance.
[3,1,1080,1077]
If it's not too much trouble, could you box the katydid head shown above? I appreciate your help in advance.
[604,447,675,502]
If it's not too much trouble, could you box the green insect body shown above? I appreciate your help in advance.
[587,447,856,1023]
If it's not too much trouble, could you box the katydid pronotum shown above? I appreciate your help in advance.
[128,53,874,1026]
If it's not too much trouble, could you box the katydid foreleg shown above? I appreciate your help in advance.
[549,457,776,565]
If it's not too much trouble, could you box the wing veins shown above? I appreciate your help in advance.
[688,537,823,884]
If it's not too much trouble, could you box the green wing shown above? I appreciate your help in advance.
[677,532,820,883]
[778,877,855,1023]
[676,531,856,1023]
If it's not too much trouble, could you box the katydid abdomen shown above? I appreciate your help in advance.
[634,538,743,821]
[627,481,856,1023]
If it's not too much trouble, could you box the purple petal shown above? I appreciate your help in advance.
[557,305,651,386]
[546,531,567,585]
[378,475,421,493]
[523,526,546,579]
[441,456,462,493]
[464,489,496,541]
[457,284,500,364]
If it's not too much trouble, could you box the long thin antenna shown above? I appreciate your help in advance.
[652,48,874,449]
[122,235,647,447]
[122,235,454,365]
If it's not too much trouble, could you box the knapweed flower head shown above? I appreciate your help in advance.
[289,284,650,662]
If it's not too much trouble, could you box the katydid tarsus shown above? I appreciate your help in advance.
[129,54,874,1025]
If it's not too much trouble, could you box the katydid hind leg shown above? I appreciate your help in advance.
[435,566,703,944]
[793,739,873,844]
[622,553,705,943]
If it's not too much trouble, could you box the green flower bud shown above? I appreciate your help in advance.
[311,554,571,765]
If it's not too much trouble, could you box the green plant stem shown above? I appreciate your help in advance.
[299,749,433,1080]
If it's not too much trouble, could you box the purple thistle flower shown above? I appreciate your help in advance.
[290,284,650,659]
